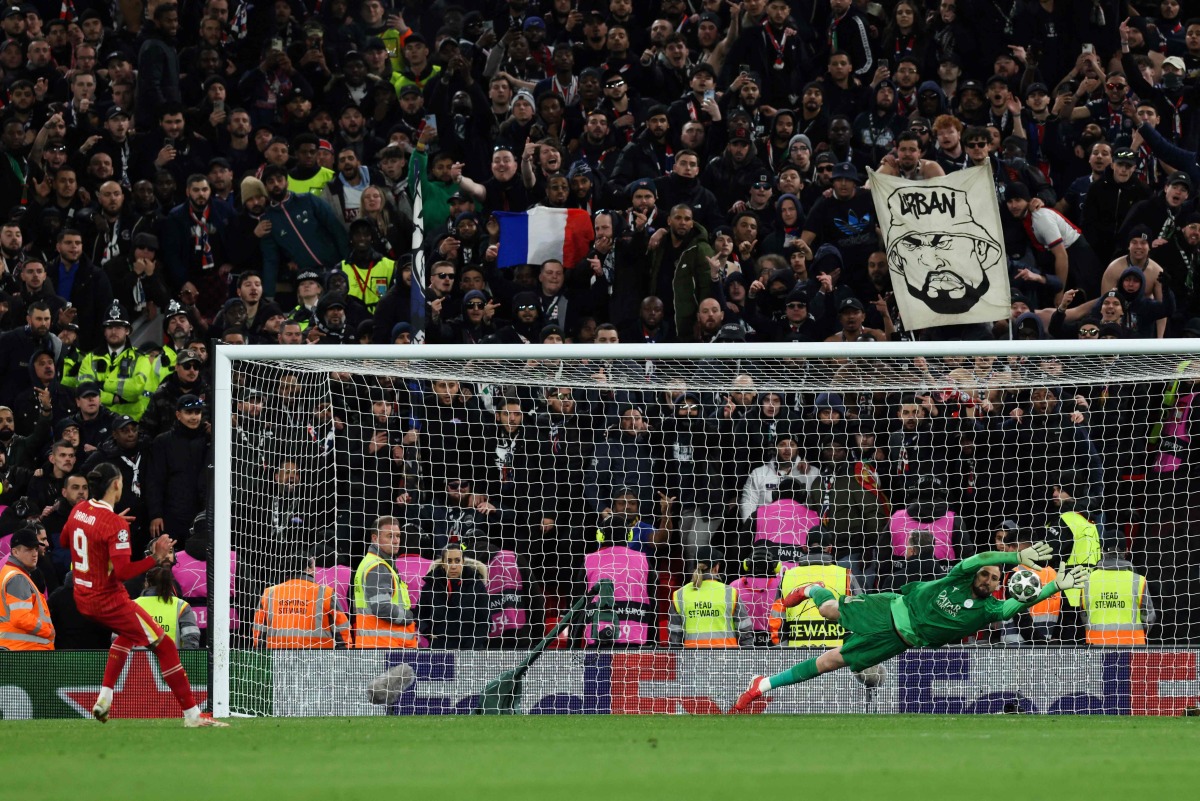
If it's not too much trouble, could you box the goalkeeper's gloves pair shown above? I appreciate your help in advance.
[1016,542,1090,591]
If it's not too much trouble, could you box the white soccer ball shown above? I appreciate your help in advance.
[1007,568,1042,603]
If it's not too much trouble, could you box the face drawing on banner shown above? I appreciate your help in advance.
[884,185,1003,315]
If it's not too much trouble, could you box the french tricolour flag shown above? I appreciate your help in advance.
[495,207,594,269]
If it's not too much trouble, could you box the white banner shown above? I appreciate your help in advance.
[869,166,1010,330]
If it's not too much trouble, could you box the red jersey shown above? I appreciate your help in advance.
[61,499,155,610]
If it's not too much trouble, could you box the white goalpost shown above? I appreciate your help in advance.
[211,340,1200,717]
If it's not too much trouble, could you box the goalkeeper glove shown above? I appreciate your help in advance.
[1018,541,1053,566]
[1055,565,1090,592]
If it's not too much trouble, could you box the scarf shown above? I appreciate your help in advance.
[189,204,215,271]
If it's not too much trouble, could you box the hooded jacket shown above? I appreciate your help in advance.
[647,222,715,340]
[1112,265,1174,338]
[1080,171,1152,264]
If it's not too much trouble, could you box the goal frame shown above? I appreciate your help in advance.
[211,338,1200,716]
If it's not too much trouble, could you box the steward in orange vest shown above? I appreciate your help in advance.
[253,554,350,649]
[0,529,55,650]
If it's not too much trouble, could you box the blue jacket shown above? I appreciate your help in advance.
[260,192,350,297]
[1138,122,1200,187]
[161,201,236,292]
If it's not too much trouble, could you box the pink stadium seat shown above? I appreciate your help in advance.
[313,565,352,613]
[171,551,239,630]
[0,533,10,566]
[394,554,433,605]
[173,552,207,598]
[486,550,527,638]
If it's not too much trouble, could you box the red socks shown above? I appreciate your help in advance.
[152,635,197,712]
[102,637,134,689]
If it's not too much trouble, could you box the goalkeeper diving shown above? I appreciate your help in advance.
[732,543,1087,712]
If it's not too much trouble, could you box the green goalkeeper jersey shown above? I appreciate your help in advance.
[888,552,1056,648]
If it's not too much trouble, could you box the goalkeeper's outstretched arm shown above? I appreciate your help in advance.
[997,565,1090,619]
[948,542,1055,579]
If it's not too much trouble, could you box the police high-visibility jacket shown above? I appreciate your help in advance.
[669,579,744,648]
[253,577,351,649]
[77,344,154,420]
[770,563,850,647]
[339,257,396,312]
[1084,569,1147,646]
[0,562,55,650]
[134,595,199,648]
[288,167,335,197]
[352,552,418,648]
[1058,511,1101,607]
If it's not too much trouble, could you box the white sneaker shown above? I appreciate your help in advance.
[184,712,230,728]
[92,695,111,723]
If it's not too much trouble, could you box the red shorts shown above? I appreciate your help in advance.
[79,597,165,647]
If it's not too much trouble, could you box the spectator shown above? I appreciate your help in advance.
[259,165,350,299]
[161,174,234,319]
[46,229,113,353]
[415,540,491,649]
[145,394,209,549]
[11,349,71,436]
[0,300,60,410]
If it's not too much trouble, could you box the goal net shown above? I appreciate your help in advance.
[212,341,1200,717]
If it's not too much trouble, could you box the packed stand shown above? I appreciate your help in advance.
[2,0,1199,651]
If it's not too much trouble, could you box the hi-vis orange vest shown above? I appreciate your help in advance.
[0,563,54,651]
[1020,562,1060,624]
[352,553,418,648]
[253,578,351,649]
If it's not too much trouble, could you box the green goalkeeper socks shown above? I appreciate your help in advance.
[766,658,821,690]
[808,587,837,607]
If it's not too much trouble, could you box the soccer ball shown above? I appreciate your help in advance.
[1007,569,1042,603]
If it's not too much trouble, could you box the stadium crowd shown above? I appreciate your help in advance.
[2,0,1200,652]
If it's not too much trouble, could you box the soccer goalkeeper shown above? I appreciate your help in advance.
[732,543,1088,712]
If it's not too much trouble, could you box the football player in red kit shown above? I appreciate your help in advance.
[65,463,228,727]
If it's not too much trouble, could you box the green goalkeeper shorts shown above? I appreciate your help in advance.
[836,593,910,673]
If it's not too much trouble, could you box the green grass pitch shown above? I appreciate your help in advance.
[4,715,1196,800]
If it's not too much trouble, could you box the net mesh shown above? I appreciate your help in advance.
[221,347,1200,715]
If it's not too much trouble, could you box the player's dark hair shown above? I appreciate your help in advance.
[87,462,122,499]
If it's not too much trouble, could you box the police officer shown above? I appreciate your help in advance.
[76,301,154,420]
[1083,549,1155,646]
[668,546,754,648]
